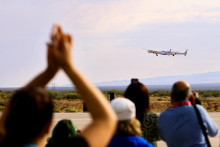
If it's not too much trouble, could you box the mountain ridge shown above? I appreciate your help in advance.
[93,71,220,86]
[61,71,220,87]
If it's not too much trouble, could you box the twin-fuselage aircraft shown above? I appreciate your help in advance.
[145,49,188,56]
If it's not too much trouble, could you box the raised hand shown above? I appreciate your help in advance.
[49,25,73,69]
[48,25,117,147]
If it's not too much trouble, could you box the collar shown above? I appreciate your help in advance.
[173,101,192,108]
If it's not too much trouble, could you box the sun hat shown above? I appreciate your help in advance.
[110,97,136,121]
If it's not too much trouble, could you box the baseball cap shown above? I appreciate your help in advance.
[110,97,136,121]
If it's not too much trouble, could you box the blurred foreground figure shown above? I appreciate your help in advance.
[0,25,117,147]
[108,98,153,147]
[124,79,160,146]
[159,81,218,147]
[46,119,77,147]
[0,88,53,147]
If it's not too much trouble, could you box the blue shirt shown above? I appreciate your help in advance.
[159,103,218,147]
[108,136,154,147]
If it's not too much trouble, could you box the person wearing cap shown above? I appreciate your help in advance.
[108,97,153,147]
[159,81,218,147]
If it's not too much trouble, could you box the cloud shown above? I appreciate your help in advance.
[2,0,219,34]
[60,0,220,33]
[1,0,220,87]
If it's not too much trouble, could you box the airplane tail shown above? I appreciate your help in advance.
[184,50,188,56]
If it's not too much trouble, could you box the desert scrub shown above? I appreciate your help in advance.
[157,98,163,101]
[63,93,80,100]
[53,99,83,112]
[149,91,170,97]
[65,107,82,112]
[48,91,81,100]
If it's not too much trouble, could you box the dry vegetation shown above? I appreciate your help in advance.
[1,90,220,112]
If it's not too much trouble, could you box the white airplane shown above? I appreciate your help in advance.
[144,49,188,56]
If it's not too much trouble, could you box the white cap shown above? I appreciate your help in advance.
[110,97,136,121]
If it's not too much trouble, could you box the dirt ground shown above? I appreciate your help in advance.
[53,99,220,112]
[150,101,220,112]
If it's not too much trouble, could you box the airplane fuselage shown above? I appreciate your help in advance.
[147,49,187,56]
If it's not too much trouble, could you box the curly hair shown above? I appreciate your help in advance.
[115,118,142,136]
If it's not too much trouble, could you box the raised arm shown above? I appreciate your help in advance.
[52,25,117,147]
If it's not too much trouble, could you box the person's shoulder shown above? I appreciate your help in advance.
[159,108,179,122]
[159,108,171,117]
[195,104,207,112]
[131,136,154,147]
[145,112,158,117]
[144,112,159,121]
[67,136,89,147]
[136,136,154,147]
[45,136,89,147]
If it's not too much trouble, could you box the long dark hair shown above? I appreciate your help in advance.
[124,79,150,125]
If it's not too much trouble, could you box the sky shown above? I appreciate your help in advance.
[1,0,220,87]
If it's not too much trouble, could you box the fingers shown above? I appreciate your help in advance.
[50,25,64,50]
[193,92,199,98]
[47,43,53,50]
[49,24,73,51]
[51,25,62,41]
[48,25,73,68]
[62,34,72,50]
[65,34,72,44]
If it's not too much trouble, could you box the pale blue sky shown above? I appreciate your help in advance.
[1,0,220,87]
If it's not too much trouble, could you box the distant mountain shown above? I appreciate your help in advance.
[94,71,220,86]
[2,72,220,91]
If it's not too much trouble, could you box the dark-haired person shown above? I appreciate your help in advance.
[46,119,77,147]
[124,79,160,146]
[159,81,218,147]
[0,25,117,147]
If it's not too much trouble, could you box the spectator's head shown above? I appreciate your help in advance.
[0,87,53,146]
[46,119,77,147]
[110,98,141,136]
[171,81,191,104]
[124,78,149,124]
